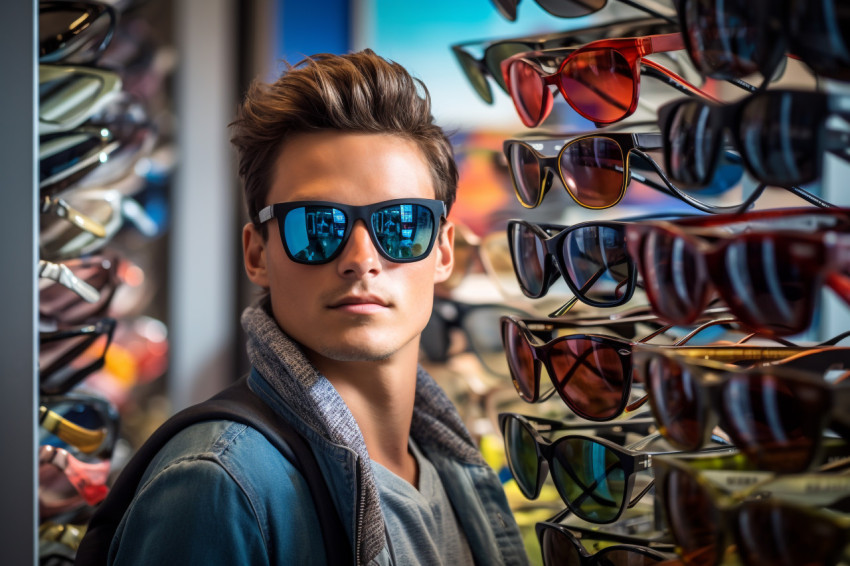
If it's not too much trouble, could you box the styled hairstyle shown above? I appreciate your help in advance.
[230,49,458,237]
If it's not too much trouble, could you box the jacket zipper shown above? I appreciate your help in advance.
[354,462,365,566]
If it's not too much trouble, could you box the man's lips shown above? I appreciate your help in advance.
[327,295,391,313]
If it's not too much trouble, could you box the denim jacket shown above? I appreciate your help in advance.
[106,306,529,566]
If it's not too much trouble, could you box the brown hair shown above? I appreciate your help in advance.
[230,49,457,237]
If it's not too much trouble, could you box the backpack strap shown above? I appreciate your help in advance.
[75,376,352,565]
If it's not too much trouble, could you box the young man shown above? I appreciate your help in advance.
[96,50,529,565]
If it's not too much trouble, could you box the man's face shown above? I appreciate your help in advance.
[243,131,454,367]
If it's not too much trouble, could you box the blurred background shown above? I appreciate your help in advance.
[4,0,849,563]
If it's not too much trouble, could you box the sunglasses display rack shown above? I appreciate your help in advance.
[444,1,850,565]
[17,0,178,563]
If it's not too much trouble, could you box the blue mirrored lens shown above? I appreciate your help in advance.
[551,437,625,522]
[283,206,346,262]
[371,203,435,260]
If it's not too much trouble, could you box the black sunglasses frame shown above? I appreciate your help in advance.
[258,198,447,265]
[39,1,117,65]
[491,0,675,23]
[499,412,657,524]
[507,219,637,309]
[39,317,117,396]
[535,518,675,566]
[658,90,850,192]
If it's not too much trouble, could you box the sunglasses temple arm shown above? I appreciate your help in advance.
[624,394,649,414]
[639,59,719,103]
[547,265,609,318]
[38,260,101,303]
[42,196,108,238]
[735,332,799,347]
[629,150,760,214]
[616,0,677,23]
[39,406,107,454]
[672,318,740,345]
[785,185,837,209]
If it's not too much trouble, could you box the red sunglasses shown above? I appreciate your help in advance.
[625,208,850,336]
[501,32,715,127]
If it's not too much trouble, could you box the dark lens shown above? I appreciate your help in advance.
[735,500,848,566]
[502,416,541,498]
[788,0,850,81]
[484,42,532,92]
[680,0,784,79]
[662,100,720,188]
[716,235,822,335]
[659,465,722,566]
[508,59,551,127]
[639,228,707,325]
[548,338,627,420]
[737,92,822,186]
[558,137,625,208]
[464,306,517,377]
[537,0,606,18]
[283,205,346,263]
[507,143,543,207]
[421,307,450,362]
[644,356,706,451]
[561,224,631,304]
[492,0,518,21]
[455,48,493,104]
[372,203,436,260]
[597,548,666,565]
[502,319,539,402]
[721,373,830,472]
[539,526,581,566]
[551,437,626,522]
[509,222,549,297]
[560,49,634,123]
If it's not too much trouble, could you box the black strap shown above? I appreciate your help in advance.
[75,376,352,565]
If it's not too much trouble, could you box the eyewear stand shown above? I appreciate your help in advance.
[0,2,38,565]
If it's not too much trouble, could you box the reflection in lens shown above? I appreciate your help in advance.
[284,206,345,262]
[373,203,435,260]
[548,338,626,420]
[787,0,850,81]
[738,91,819,186]
[560,49,633,123]
[600,548,666,565]
[661,465,721,566]
[664,100,718,188]
[508,143,543,207]
[552,437,625,522]
[736,501,845,566]
[721,373,827,473]
[562,225,630,304]
[641,229,706,324]
[502,320,538,401]
[645,356,705,451]
[718,235,818,335]
[559,137,625,208]
[681,0,782,79]
[509,59,551,127]
[503,416,541,498]
[510,222,548,297]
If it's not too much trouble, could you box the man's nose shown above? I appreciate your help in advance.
[336,220,382,277]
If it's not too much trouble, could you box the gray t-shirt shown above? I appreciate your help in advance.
[371,439,476,565]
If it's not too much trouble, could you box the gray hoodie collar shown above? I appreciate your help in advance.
[241,303,484,564]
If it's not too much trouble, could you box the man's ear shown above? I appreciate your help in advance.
[433,221,455,284]
[243,222,270,288]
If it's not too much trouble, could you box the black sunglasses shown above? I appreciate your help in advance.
[421,296,532,377]
[452,17,679,104]
[535,514,676,566]
[659,90,850,193]
[674,0,850,83]
[491,0,675,23]
[39,1,117,65]
[40,318,117,396]
[258,199,447,265]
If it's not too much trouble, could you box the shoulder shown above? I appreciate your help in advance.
[109,420,324,566]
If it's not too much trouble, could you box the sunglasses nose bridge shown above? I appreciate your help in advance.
[338,218,384,268]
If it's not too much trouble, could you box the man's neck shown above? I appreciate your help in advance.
[305,343,420,486]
